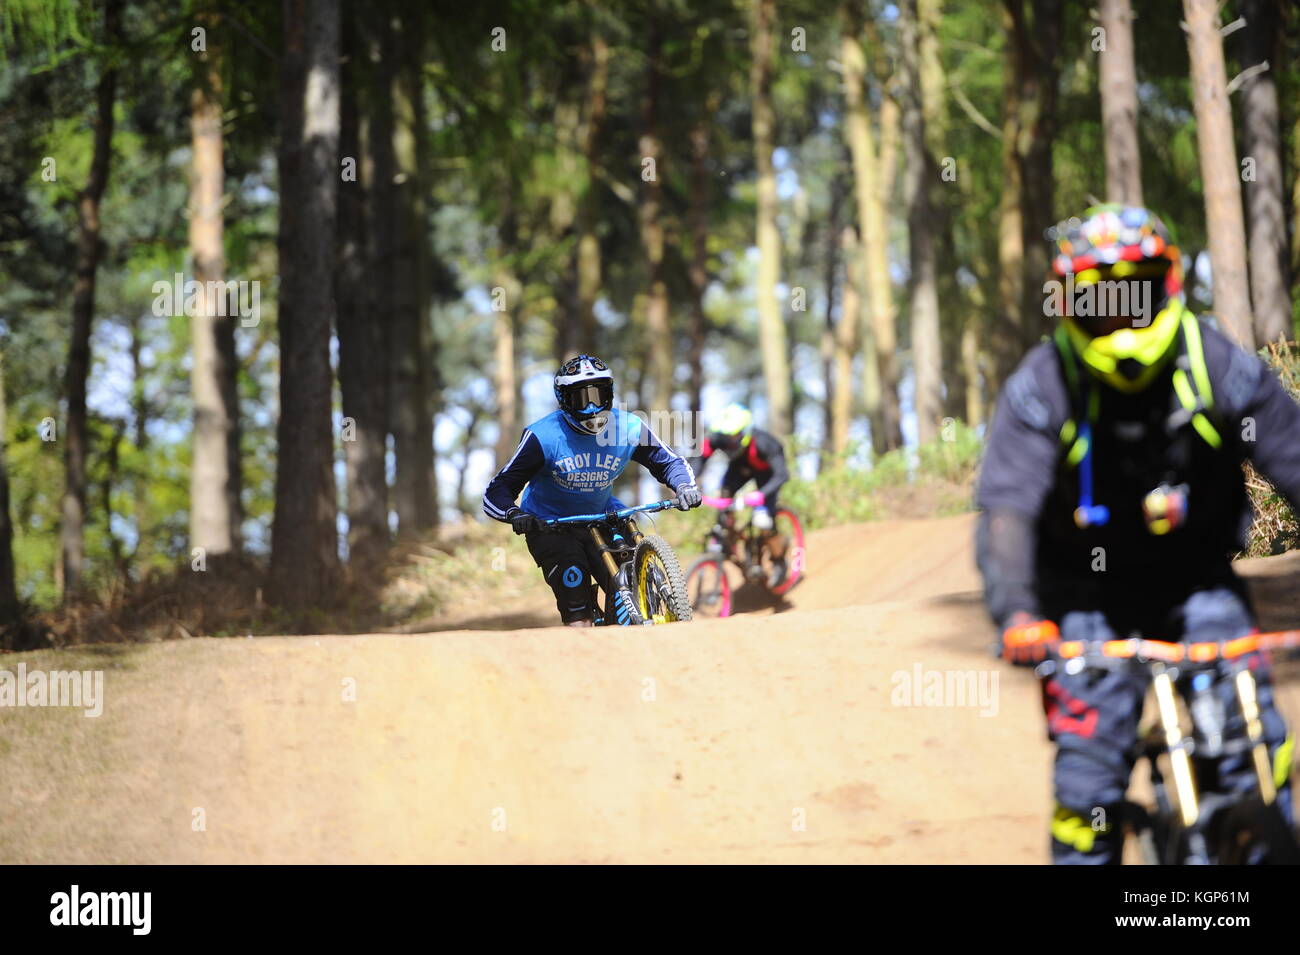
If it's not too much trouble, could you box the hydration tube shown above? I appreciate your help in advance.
[1074,420,1110,528]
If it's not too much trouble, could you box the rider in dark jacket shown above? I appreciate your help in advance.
[976,205,1300,863]
[691,403,791,585]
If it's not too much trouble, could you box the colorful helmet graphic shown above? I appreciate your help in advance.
[1049,205,1185,392]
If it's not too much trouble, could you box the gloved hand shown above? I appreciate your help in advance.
[999,612,1059,664]
[508,509,543,536]
[675,484,702,511]
[751,506,774,531]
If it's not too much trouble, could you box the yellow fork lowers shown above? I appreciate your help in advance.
[1236,669,1277,805]
[1152,667,1199,828]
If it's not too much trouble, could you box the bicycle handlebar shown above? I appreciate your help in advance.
[541,498,680,526]
[701,492,765,509]
[1003,630,1300,666]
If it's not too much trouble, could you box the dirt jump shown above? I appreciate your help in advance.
[4,513,1299,863]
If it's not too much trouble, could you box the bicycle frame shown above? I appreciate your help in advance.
[700,493,765,567]
[1007,630,1300,861]
[542,500,680,613]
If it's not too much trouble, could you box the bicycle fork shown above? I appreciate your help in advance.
[1236,668,1278,805]
[1152,666,1200,829]
[1153,664,1278,863]
[589,525,643,626]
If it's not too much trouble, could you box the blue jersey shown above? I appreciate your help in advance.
[483,408,695,521]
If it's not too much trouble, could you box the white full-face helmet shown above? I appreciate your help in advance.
[554,354,614,435]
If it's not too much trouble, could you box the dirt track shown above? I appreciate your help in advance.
[3,514,1298,863]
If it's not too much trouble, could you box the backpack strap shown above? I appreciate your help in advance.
[1053,326,1098,468]
[1170,309,1222,450]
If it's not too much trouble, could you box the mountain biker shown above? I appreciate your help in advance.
[483,354,701,627]
[976,204,1300,864]
[691,402,791,587]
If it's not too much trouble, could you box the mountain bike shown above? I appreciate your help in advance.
[1005,628,1300,864]
[542,499,692,626]
[683,492,805,619]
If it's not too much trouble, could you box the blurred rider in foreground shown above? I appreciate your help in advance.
[976,204,1300,863]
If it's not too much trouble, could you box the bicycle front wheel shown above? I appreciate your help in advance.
[634,535,693,624]
[685,555,732,618]
[1213,797,1300,864]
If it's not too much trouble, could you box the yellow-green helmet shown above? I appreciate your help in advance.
[710,402,753,452]
[1049,204,1185,393]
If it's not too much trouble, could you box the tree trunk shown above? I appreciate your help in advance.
[639,18,673,415]
[833,226,861,456]
[751,0,792,437]
[390,35,437,533]
[268,0,342,612]
[900,0,942,445]
[840,4,900,451]
[995,2,1025,390]
[1182,0,1255,348]
[1016,0,1062,355]
[995,0,1062,387]
[493,245,522,468]
[1098,0,1143,205]
[337,19,388,581]
[0,348,19,638]
[575,33,609,354]
[128,311,149,566]
[1238,0,1291,344]
[61,0,121,601]
[189,11,237,558]
[819,178,843,465]
[550,49,585,365]
[688,111,712,416]
[362,2,398,532]
[217,289,243,550]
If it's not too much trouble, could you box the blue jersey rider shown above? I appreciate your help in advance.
[483,355,701,626]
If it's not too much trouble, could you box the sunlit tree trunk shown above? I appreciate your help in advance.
[900,0,942,445]
[189,10,237,559]
[1098,0,1143,205]
[840,4,900,451]
[1238,0,1290,344]
[61,0,122,601]
[268,0,342,611]
[1183,0,1254,348]
[751,0,792,437]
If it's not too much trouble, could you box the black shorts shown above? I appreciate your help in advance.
[525,528,615,623]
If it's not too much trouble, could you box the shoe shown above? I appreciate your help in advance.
[768,558,788,589]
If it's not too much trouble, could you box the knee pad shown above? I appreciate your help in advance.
[1050,802,1121,856]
